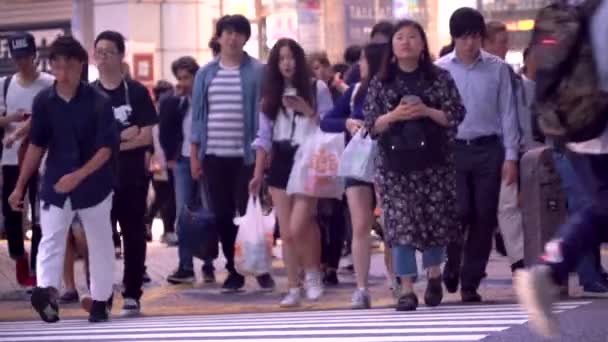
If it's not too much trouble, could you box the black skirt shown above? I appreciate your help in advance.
[267,142,298,190]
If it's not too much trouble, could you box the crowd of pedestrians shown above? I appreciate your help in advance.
[0,4,607,338]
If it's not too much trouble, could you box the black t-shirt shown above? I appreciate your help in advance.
[94,79,158,187]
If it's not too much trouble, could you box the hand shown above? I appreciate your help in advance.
[389,102,429,122]
[345,118,364,135]
[282,96,314,117]
[120,126,140,141]
[149,155,162,173]
[3,133,17,148]
[502,160,519,186]
[7,110,28,123]
[248,175,263,196]
[8,188,24,212]
[190,155,203,180]
[54,171,84,194]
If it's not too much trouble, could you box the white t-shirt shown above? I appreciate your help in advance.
[0,72,54,166]
[182,99,193,158]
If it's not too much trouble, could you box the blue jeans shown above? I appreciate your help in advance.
[550,151,608,284]
[174,156,214,272]
[392,245,444,278]
[553,151,604,286]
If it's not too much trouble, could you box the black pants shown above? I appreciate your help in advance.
[319,198,347,270]
[146,171,176,234]
[111,183,147,300]
[446,140,504,291]
[203,155,253,274]
[2,165,41,272]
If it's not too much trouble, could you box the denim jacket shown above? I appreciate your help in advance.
[190,54,264,164]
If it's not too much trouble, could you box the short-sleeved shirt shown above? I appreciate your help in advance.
[93,79,158,187]
[30,82,119,210]
[0,73,54,166]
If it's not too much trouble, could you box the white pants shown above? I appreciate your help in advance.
[37,193,114,301]
[497,181,524,264]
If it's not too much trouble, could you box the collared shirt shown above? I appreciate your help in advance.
[30,82,119,210]
[436,50,520,161]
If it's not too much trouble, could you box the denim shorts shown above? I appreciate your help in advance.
[392,245,444,278]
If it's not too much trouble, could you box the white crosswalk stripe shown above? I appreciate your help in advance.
[0,301,591,342]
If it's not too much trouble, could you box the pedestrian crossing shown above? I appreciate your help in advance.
[0,301,591,342]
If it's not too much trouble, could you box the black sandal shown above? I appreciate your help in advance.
[396,292,418,311]
[424,276,444,307]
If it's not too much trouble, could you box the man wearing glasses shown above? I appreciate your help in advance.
[91,31,158,317]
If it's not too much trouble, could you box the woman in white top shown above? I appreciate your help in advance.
[250,38,334,307]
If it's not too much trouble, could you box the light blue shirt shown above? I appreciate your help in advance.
[436,50,520,161]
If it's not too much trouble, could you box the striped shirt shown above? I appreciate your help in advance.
[206,63,245,157]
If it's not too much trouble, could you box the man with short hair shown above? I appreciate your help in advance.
[9,35,118,323]
[92,30,158,316]
[0,32,54,288]
[437,8,520,303]
[191,14,275,292]
[161,56,217,285]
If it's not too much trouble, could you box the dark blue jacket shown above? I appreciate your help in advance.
[320,85,366,134]
[159,95,189,162]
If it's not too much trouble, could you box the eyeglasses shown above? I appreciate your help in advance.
[94,49,119,58]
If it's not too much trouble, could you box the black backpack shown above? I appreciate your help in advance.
[531,0,608,142]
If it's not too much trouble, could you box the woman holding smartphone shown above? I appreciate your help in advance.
[249,38,334,307]
[364,20,465,311]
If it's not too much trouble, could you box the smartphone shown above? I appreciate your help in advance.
[283,87,297,98]
[400,95,421,105]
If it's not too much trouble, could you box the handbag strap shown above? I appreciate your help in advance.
[188,179,212,211]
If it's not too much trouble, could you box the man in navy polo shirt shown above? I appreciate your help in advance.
[9,35,118,323]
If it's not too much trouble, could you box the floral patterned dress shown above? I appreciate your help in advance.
[364,66,466,250]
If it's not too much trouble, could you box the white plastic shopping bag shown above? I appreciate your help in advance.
[286,129,345,199]
[233,197,275,276]
[338,129,377,183]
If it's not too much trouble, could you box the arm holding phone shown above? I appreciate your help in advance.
[372,95,449,135]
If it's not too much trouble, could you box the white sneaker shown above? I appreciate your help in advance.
[514,266,559,338]
[120,298,141,317]
[304,271,324,301]
[280,288,302,307]
[351,288,371,309]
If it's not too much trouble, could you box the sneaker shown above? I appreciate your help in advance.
[82,294,114,314]
[322,270,339,287]
[514,266,560,338]
[461,289,482,303]
[89,300,110,323]
[582,280,608,298]
[15,254,30,285]
[142,271,151,284]
[58,290,79,304]
[202,267,216,284]
[304,271,324,301]
[280,288,302,307]
[162,232,178,246]
[31,287,59,323]
[256,273,276,291]
[120,298,141,317]
[167,269,195,285]
[351,289,371,310]
[222,272,245,292]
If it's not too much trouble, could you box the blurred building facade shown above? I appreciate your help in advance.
[0,0,549,83]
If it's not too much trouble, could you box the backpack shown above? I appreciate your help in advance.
[532,0,608,143]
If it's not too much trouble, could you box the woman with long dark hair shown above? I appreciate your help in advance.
[364,20,466,311]
[249,38,334,307]
[320,42,385,309]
